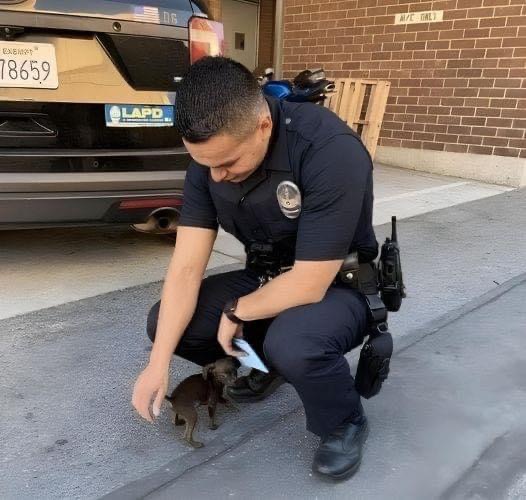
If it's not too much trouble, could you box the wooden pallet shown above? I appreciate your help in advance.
[324,79,391,159]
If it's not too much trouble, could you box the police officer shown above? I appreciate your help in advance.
[132,56,379,480]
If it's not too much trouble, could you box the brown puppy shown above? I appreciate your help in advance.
[165,357,238,448]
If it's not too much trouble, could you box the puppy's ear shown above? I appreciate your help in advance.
[202,364,215,380]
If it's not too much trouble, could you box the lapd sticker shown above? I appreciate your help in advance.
[104,104,174,127]
[276,181,302,219]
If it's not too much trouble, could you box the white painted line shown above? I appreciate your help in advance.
[375,182,470,203]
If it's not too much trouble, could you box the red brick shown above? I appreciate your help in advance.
[510,68,526,78]
[424,123,448,133]
[462,116,487,125]
[487,49,515,59]
[479,17,507,28]
[490,98,518,107]
[413,132,436,141]
[483,0,511,5]
[497,128,524,138]
[379,138,403,147]
[465,97,491,107]
[486,118,513,127]
[506,16,526,26]
[506,88,526,98]
[454,87,479,97]
[459,135,483,144]
[447,59,472,69]
[401,140,423,149]
[508,138,526,148]
[476,107,502,117]
[482,69,510,78]
[415,113,439,123]
[499,59,524,67]
[442,97,466,106]
[469,78,496,87]
[393,32,417,42]
[439,29,465,40]
[457,68,483,78]
[446,125,471,135]
[457,0,483,8]
[451,39,477,49]
[495,78,522,87]
[427,40,451,49]
[483,136,511,146]
[464,28,491,38]
[444,78,470,87]
[491,27,519,37]
[438,115,462,124]
[423,142,446,151]
[493,147,520,157]
[452,106,476,115]
[416,31,440,41]
[435,132,462,143]
[445,143,469,152]
[474,38,503,49]
[403,122,426,132]
[430,87,455,96]
[468,145,494,154]
[472,126,497,135]
[479,89,510,97]
[494,5,523,16]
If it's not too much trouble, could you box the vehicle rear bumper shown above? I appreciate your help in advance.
[0,183,186,230]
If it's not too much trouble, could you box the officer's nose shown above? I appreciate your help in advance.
[211,167,228,182]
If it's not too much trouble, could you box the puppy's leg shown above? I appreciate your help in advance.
[208,403,218,430]
[180,408,203,448]
[173,413,185,426]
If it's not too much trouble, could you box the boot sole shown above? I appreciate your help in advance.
[226,376,286,403]
[312,422,370,481]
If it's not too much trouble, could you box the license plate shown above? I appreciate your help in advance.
[0,41,59,89]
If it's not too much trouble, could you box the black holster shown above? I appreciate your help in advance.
[339,253,393,399]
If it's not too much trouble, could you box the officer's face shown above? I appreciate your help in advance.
[183,114,273,183]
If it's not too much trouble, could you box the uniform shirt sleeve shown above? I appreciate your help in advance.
[295,134,372,261]
[178,161,219,230]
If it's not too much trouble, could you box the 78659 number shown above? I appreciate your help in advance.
[0,58,51,82]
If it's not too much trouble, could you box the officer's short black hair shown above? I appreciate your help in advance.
[176,56,266,143]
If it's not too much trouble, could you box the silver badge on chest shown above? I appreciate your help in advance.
[276,180,302,219]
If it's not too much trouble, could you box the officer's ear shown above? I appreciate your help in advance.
[258,114,272,134]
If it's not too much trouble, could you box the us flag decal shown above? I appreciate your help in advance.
[133,6,160,23]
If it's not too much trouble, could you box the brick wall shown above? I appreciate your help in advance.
[282,0,526,159]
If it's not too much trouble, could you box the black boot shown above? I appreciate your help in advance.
[225,369,285,402]
[312,414,369,480]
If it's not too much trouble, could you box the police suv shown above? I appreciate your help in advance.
[0,0,223,231]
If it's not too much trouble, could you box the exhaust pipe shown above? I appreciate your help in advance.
[132,207,180,235]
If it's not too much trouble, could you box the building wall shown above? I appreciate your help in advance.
[258,0,277,70]
[281,0,526,160]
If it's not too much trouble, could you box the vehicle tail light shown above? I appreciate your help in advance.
[119,198,183,210]
[189,17,224,63]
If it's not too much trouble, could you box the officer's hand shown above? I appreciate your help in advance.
[217,313,245,357]
[132,363,169,423]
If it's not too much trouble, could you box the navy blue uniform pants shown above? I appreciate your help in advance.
[146,269,368,437]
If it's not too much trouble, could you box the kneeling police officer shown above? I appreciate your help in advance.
[132,56,383,480]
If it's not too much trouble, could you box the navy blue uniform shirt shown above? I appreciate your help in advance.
[178,97,378,263]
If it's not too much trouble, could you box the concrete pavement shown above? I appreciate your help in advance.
[1,184,524,499]
[0,164,511,320]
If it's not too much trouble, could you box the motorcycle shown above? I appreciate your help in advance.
[258,67,336,104]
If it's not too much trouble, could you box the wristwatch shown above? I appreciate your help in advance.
[223,297,243,324]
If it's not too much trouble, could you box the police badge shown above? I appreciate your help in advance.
[276,181,302,219]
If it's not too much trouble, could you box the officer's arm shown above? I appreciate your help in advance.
[149,226,217,368]
[234,259,342,321]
